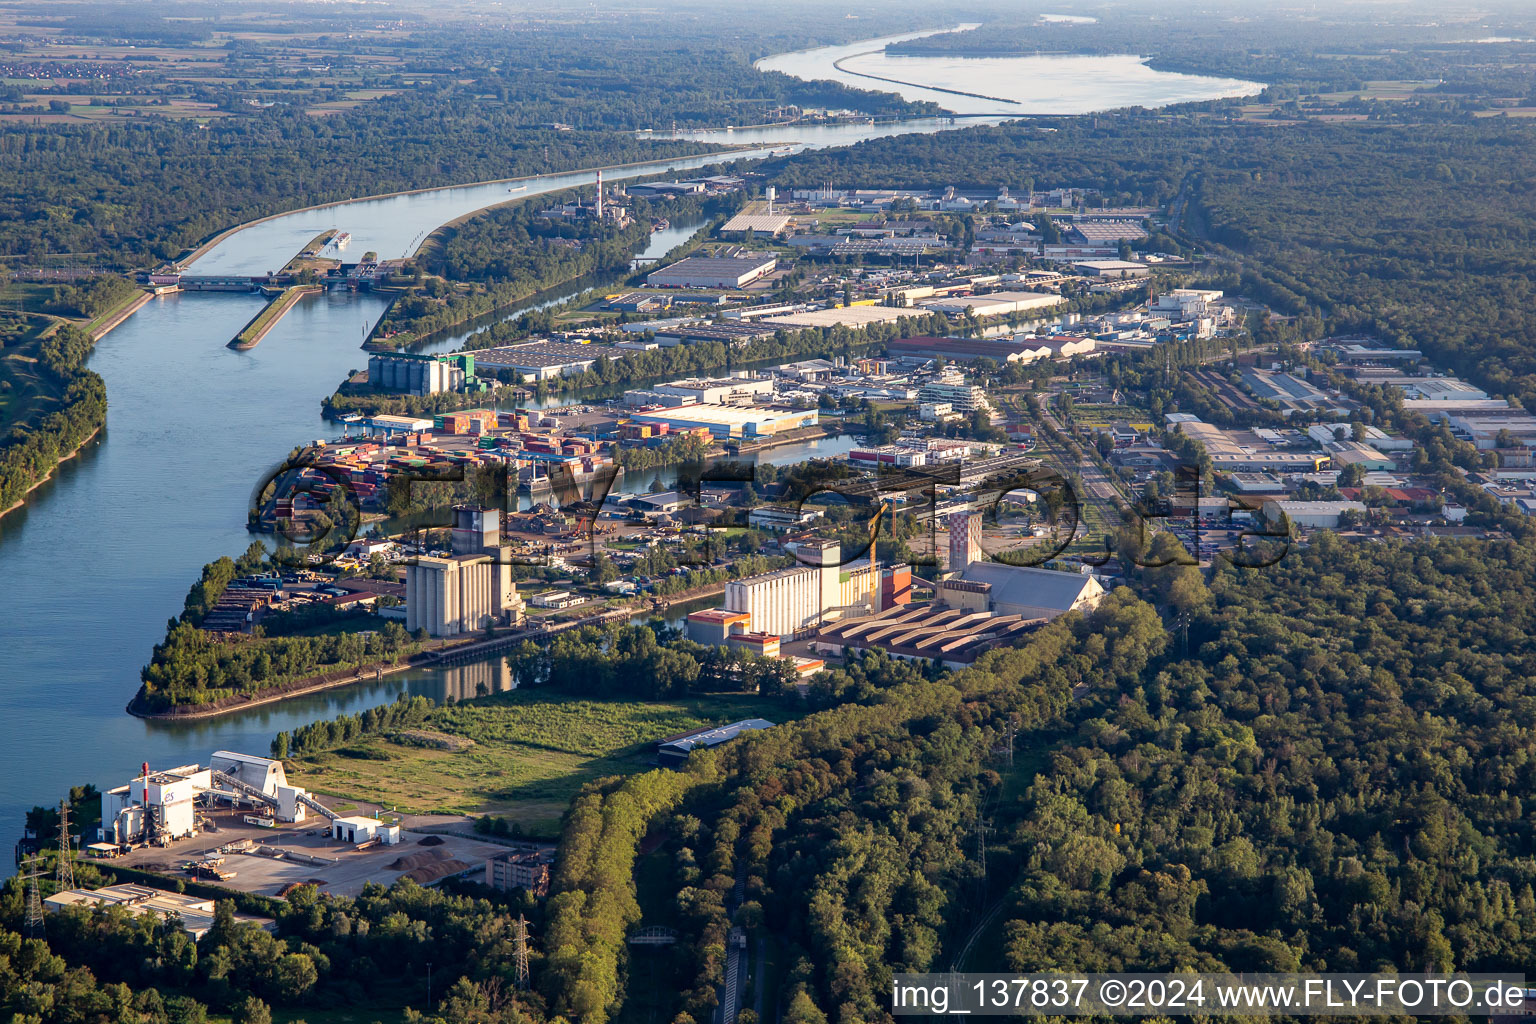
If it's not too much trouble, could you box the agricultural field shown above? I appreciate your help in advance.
[288,689,791,836]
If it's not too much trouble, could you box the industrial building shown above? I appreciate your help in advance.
[811,604,1043,669]
[1073,259,1150,279]
[656,719,775,766]
[762,305,916,329]
[404,505,526,637]
[712,542,888,639]
[649,322,780,348]
[331,815,402,845]
[946,510,1107,619]
[469,341,600,380]
[646,255,778,289]
[45,885,274,940]
[918,291,1063,317]
[485,847,556,895]
[627,403,817,439]
[1265,500,1368,529]
[367,352,482,396]
[100,751,332,847]
[625,376,775,407]
[888,335,1055,364]
[719,212,795,237]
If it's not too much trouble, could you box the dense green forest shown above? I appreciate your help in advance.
[0,324,107,514]
[0,2,941,267]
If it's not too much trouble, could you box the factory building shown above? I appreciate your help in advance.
[405,504,526,637]
[628,403,817,439]
[469,341,600,381]
[918,291,1063,317]
[716,542,885,639]
[943,511,1106,619]
[331,816,402,845]
[368,353,479,396]
[100,751,326,846]
[646,255,778,289]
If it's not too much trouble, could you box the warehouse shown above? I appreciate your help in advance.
[762,305,916,329]
[628,403,817,439]
[887,335,1054,364]
[1265,500,1368,529]
[1072,259,1150,279]
[469,342,599,381]
[650,322,778,348]
[719,212,795,237]
[918,291,1064,317]
[657,719,774,766]
[646,255,777,289]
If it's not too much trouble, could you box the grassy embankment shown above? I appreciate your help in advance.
[229,284,321,349]
[286,689,790,836]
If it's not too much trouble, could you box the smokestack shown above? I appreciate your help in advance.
[142,762,150,807]
[596,171,603,220]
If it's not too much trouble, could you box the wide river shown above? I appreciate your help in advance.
[757,25,1262,116]
[0,31,1259,864]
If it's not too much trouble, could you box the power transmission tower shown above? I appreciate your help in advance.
[514,914,531,989]
[20,856,46,938]
[55,802,75,891]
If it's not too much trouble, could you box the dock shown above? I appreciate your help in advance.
[228,284,321,350]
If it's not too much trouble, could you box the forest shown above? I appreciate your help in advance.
[0,324,107,515]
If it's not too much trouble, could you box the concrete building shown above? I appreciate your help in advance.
[646,255,777,289]
[918,380,991,414]
[368,353,477,396]
[485,848,555,896]
[405,554,523,636]
[685,608,752,645]
[887,335,1055,364]
[723,566,821,639]
[948,510,982,570]
[636,376,775,406]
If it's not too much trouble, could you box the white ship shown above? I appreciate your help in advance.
[333,231,351,251]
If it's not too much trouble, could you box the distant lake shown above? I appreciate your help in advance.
[757,25,1262,117]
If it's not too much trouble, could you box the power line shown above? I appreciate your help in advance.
[20,855,46,938]
[55,802,75,892]
[514,914,531,989]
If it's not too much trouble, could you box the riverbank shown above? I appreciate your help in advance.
[177,145,766,271]
[86,290,154,341]
[0,423,101,521]
[125,637,469,720]
[229,284,321,350]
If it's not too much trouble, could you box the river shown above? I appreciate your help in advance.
[756,25,1262,116]
[0,26,1255,864]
